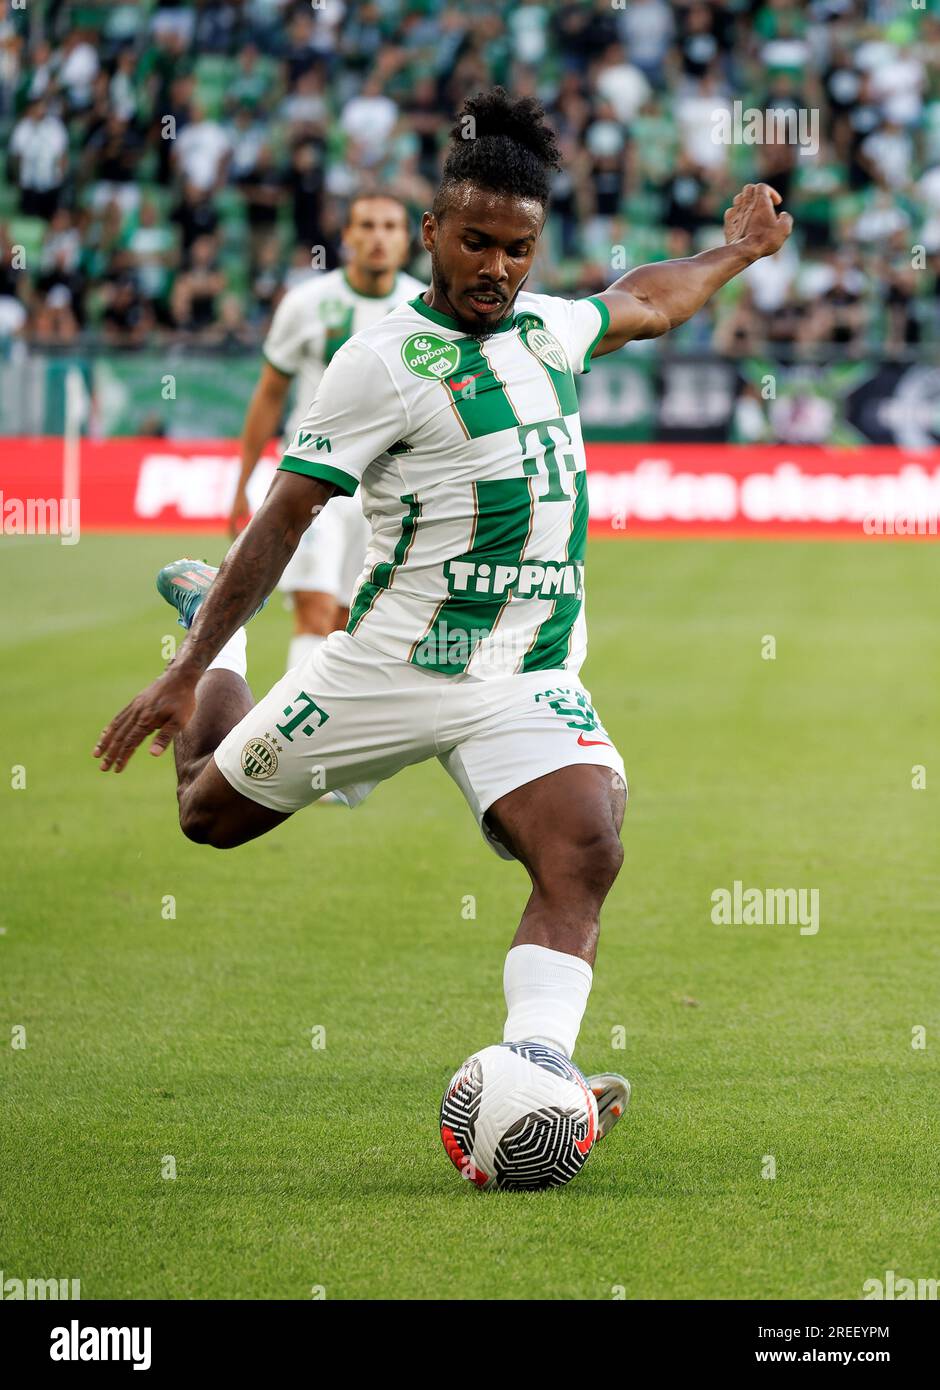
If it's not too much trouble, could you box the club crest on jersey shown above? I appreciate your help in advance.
[520,321,569,373]
[241,737,278,780]
[318,298,350,327]
[401,333,460,380]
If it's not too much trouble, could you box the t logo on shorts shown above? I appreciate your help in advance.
[275,691,330,742]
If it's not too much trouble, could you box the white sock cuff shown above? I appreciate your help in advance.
[505,943,593,987]
[206,626,247,678]
[502,944,593,1059]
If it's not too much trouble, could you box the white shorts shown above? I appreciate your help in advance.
[277,494,371,606]
[214,631,626,860]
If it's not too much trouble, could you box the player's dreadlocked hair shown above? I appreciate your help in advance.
[433,87,562,219]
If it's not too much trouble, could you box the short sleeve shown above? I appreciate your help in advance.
[278,338,407,496]
[262,289,312,378]
[558,296,611,375]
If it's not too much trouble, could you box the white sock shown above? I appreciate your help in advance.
[288,632,324,672]
[502,943,593,1059]
[206,626,247,678]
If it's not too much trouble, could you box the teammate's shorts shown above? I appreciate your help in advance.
[214,631,626,860]
[277,494,370,606]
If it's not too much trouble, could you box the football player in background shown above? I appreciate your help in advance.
[230,193,424,672]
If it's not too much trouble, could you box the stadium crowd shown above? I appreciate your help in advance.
[1,0,939,355]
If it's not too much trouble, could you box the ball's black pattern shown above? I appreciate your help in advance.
[440,1055,483,1168]
[499,1041,587,1085]
[493,1106,593,1191]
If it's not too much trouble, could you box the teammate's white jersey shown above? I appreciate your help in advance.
[263,267,426,439]
[279,290,611,679]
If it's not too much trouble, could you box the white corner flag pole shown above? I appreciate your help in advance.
[63,365,88,508]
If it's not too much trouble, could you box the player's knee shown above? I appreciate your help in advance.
[577,826,624,896]
[540,823,623,900]
[178,796,238,850]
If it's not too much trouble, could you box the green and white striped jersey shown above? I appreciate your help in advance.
[278,290,611,679]
[263,267,425,440]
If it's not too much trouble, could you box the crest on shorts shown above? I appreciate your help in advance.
[520,320,569,373]
[241,737,278,780]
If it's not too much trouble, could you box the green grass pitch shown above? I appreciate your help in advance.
[2,532,938,1300]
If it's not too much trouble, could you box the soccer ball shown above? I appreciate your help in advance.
[440,1041,598,1191]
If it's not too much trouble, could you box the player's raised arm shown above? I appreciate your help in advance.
[93,471,336,773]
[592,182,794,355]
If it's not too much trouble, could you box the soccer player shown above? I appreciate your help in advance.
[95,90,791,1143]
[229,193,424,672]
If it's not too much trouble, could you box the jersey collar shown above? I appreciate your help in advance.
[408,294,517,335]
[342,269,401,300]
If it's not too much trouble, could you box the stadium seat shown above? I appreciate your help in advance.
[8,216,46,267]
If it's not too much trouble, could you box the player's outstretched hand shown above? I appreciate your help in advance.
[93,668,197,773]
[724,183,793,262]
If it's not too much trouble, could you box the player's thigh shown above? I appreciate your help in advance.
[292,588,342,636]
[440,671,627,872]
[486,763,626,886]
[277,497,348,602]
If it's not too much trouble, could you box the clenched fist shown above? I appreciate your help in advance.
[724,183,793,263]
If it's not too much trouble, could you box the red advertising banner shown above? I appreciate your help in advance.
[1,438,938,538]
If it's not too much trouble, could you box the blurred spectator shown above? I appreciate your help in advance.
[227,105,267,183]
[593,43,651,126]
[203,292,256,347]
[127,199,176,313]
[9,97,68,219]
[287,141,328,251]
[801,251,869,353]
[55,30,99,112]
[616,0,673,88]
[173,103,232,192]
[100,252,154,346]
[171,183,220,254]
[83,114,144,215]
[340,75,398,167]
[0,221,27,338]
[170,234,226,337]
[238,144,288,260]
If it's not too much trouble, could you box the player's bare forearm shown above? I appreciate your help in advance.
[594,182,794,355]
[230,364,292,534]
[178,473,336,679]
[237,373,288,487]
[93,472,334,772]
